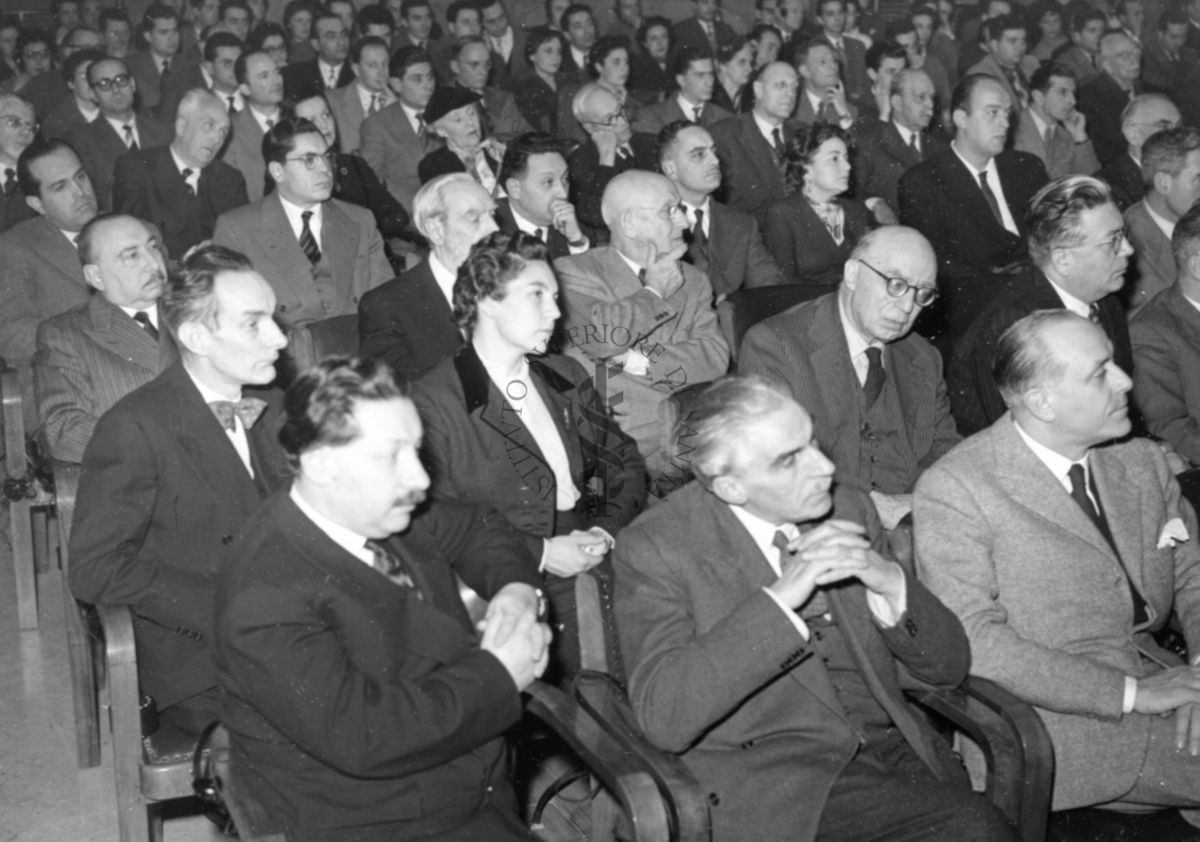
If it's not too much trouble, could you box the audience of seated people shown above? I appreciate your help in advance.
[8,1,1200,837]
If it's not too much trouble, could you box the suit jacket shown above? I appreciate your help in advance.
[630,95,733,134]
[1098,151,1144,212]
[128,49,199,121]
[566,132,659,235]
[471,86,531,141]
[33,295,177,462]
[358,258,461,382]
[18,70,70,124]
[215,491,538,840]
[41,97,94,142]
[1053,44,1101,87]
[1077,72,1141,167]
[1141,35,1198,95]
[412,346,646,561]
[946,267,1133,435]
[851,119,949,210]
[710,112,799,221]
[628,51,675,100]
[762,194,873,286]
[512,71,561,135]
[0,178,35,233]
[898,147,1048,343]
[417,144,501,185]
[965,53,1039,111]
[360,102,442,210]
[212,193,391,327]
[68,362,290,708]
[1124,199,1176,314]
[740,291,960,494]
[68,113,173,211]
[553,246,729,472]
[1013,107,1100,179]
[791,90,859,128]
[494,197,574,261]
[332,151,412,241]
[327,81,376,155]
[689,199,785,298]
[112,144,249,260]
[914,418,1200,809]
[671,16,738,58]
[813,33,870,106]
[220,105,272,201]
[1131,283,1200,464]
[616,481,970,842]
[281,57,355,103]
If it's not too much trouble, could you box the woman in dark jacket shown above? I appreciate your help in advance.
[512,26,567,135]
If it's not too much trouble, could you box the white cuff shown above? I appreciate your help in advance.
[622,348,651,376]
[539,538,550,572]
[866,573,908,627]
[1123,675,1137,714]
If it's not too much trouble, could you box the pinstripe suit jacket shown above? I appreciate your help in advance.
[67,113,173,211]
[33,295,178,462]
[738,290,960,494]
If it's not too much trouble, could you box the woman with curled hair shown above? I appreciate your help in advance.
[412,230,646,682]
[762,123,873,286]
[712,36,755,113]
[513,26,567,135]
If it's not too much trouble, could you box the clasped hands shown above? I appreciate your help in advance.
[767,519,904,612]
[479,583,552,691]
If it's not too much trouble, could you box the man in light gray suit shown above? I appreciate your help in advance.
[327,36,394,155]
[213,117,390,328]
[34,214,177,462]
[359,45,439,210]
[1014,63,1099,179]
[222,50,283,201]
[916,309,1200,816]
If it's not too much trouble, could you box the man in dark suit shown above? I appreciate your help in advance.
[113,89,247,260]
[68,244,291,738]
[281,10,354,102]
[631,46,733,134]
[1099,92,1181,212]
[33,214,177,462]
[1141,10,1196,98]
[1124,126,1200,313]
[614,375,1019,842]
[393,0,439,52]
[852,68,948,210]
[0,138,99,428]
[495,132,590,260]
[67,56,173,211]
[740,226,959,530]
[0,93,38,233]
[125,3,192,121]
[710,61,800,222]
[221,50,284,202]
[566,82,658,235]
[214,356,549,840]
[40,48,103,143]
[672,0,737,58]
[659,121,784,296]
[1077,31,1145,168]
[793,40,859,129]
[448,37,532,141]
[948,175,1134,435]
[559,4,598,82]
[898,74,1048,350]
[213,117,390,329]
[360,174,499,381]
[480,0,528,78]
[812,0,870,106]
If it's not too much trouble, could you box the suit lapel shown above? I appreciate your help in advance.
[86,295,160,373]
[530,359,585,481]
[807,296,861,464]
[320,200,356,307]
[152,146,193,206]
[942,152,1007,235]
[739,115,782,186]
[881,122,918,169]
[263,193,321,316]
[36,217,88,284]
[888,338,927,447]
[1090,449,1147,604]
[1169,285,1200,349]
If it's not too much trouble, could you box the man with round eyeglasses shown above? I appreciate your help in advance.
[0,93,39,232]
[740,225,959,532]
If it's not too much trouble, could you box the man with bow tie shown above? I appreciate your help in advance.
[69,243,291,740]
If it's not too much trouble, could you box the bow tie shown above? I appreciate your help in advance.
[208,397,267,432]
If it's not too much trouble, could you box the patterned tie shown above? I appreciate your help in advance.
[181,167,195,197]
[208,397,268,431]
[415,112,426,138]
[327,65,338,88]
[299,210,321,265]
[2,167,14,195]
[132,310,158,341]
[122,123,138,150]
[365,539,423,596]
[978,170,1004,228]
[863,346,885,406]
[368,93,379,115]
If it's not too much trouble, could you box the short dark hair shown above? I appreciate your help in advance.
[671,44,709,77]
[950,72,997,115]
[248,21,289,51]
[356,4,393,34]
[400,0,431,18]
[1025,174,1113,265]
[234,49,272,83]
[1159,8,1189,32]
[389,43,432,77]
[220,0,253,20]
[142,3,181,27]
[311,9,344,33]
[715,34,749,65]
[655,118,696,167]
[587,34,628,77]
[749,23,781,44]
[993,309,1076,405]
[61,46,103,82]
[76,211,127,266]
[865,39,906,72]
[1141,125,1200,190]
[1071,7,1106,33]
[499,131,563,182]
[1029,61,1074,93]
[161,243,254,340]
[99,9,131,32]
[1172,196,1200,271]
[204,30,243,61]
[86,54,129,85]
[561,2,593,32]
[17,137,76,198]
[793,38,834,67]
[524,25,565,61]
[983,13,1025,42]
[262,116,323,171]
[446,0,479,25]
[784,123,847,193]
[453,230,550,334]
[284,0,318,27]
[280,356,408,461]
[15,29,51,72]
[636,14,671,47]
[910,4,938,24]
[350,33,389,62]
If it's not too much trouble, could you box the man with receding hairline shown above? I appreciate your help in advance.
[0,93,38,232]
[1077,30,1145,167]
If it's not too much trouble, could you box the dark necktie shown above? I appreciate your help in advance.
[181,167,195,197]
[1088,303,1101,324]
[365,539,423,597]
[2,167,14,195]
[122,123,138,150]
[299,210,321,265]
[368,93,379,115]
[227,95,237,113]
[908,131,920,156]
[818,100,837,125]
[208,397,267,432]
[691,207,707,248]
[132,310,158,341]
[771,127,783,154]
[978,170,1005,228]
[1066,463,1148,625]
[159,58,171,101]
[415,112,426,139]
[693,104,702,122]
[533,227,545,241]
[863,346,885,406]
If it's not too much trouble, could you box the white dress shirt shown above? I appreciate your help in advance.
[290,485,376,567]
[278,194,323,247]
[170,145,201,193]
[838,295,884,386]
[950,142,1020,235]
[106,115,141,148]
[184,367,254,477]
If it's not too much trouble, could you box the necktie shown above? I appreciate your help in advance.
[691,207,707,248]
[122,123,137,150]
[299,210,321,265]
[265,117,275,129]
[908,131,919,156]
[818,100,837,125]
[1043,123,1055,150]
[693,104,702,122]
[978,170,1005,228]
[415,112,426,138]
[533,227,545,241]
[704,20,716,51]
[208,397,268,432]
[1066,463,1149,625]
[327,65,338,87]
[161,58,170,79]
[227,95,237,113]
[863,346,885,406]
[2,167,14,195]
[159,58,171,102]
[617,145,632,162]
[772,529,829,617]
[368,93,379,115]
[1088,303,1101,324]
[365,539,423,596]
[132,310,158,340]
[181,167,195,197]
[771,127,783,155]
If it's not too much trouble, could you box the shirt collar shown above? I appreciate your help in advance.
[892,120,916,145]
[1144,200,1176,242]
[617,249,644,278]
[803,87,823,114]
[278,192,322,226]
[728,503,797,573]
[837,292,879,362]
[117,304,158,326]
[509,203,547,234]
[950,140,997,179]
[1027,107,1050,137]
[1045,276,1092,318]
[247,103,279,133]
[429,253,458,303]
[752,110,782,142]
[677,92,701,113]
[1012,416,1089,488]
[290,484,376,567]
[184,364,241,402]
[105,114,136,137]
[683,196,711,230]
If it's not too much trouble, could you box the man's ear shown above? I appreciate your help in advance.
[710,474,747,506]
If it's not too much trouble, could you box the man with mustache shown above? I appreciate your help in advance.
[33,213,178,462]
[69,243,291,739]
[215,356,549,840]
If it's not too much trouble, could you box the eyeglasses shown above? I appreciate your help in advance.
[584,104,629,127]
[91,73,132,91]
[631,201,686,220]
[21,48,50,61]
[857,258,938,307]
[0,115,38,132]
[284,149,336,170]
[1058,226,1130,256]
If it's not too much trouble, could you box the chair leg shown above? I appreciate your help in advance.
[65,588,100,768]
[9,499,38,630]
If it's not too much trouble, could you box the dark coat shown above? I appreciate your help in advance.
[358,258,461,382]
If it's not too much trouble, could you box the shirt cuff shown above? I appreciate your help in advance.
[865,573,908,627]
[622,347,651,376]
[762,587,810,641]
[864,197,884,212]
[567,236,590,255]
[1123,675,1137,714]
[539,538,550,572]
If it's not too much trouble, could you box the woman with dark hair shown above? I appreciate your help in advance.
[412,231,646,682]
[513,26,566,134]
[1,29,52,95]
[627,15,672,101]
[1029,2,1068,62]
[249,21,290,68]
[557,34,639,142]
[283,0,318,63]
[713,36,754,113]
[762,124,873,285]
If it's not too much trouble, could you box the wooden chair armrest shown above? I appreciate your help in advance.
[524,680,673,842]
[909,676,1052,842]
[2,368,25,476]
[97,604,144,757]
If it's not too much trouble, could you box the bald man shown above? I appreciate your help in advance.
[740,226,960,529]
[554,170,729,482]
[1098,93,1181,211]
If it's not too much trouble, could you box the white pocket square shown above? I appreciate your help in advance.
[1157,518,1189,549]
